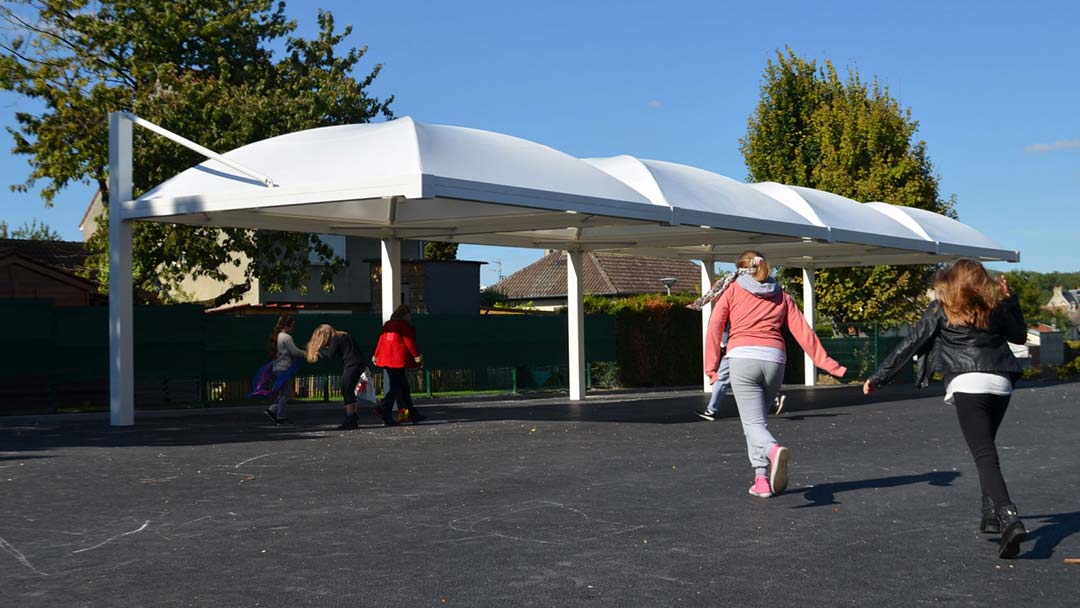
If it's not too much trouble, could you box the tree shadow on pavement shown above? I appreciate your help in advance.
[791,471,961,508]
[1013,511,1080,560]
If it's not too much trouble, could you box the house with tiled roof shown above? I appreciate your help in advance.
[0,238,102,306]
[1045,286,1080,312]
[491,251,703,310]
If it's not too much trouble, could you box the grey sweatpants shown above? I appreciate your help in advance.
[705,356,731,414]
[269,370,292,419]
[729,357,785,476]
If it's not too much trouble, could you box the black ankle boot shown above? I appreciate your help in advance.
[979,495,1000,533]
[336,414,359,430]
[996,503,1027,559]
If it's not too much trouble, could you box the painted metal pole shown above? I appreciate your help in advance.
[700,260,716,393]
[380,237,401,323]
[108,112,135,426]
[566,250,586,400]
[802,266,817,387]
[120,112,275,188]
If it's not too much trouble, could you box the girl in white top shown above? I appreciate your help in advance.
[265,315,305,424]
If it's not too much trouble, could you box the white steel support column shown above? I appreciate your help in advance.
[802,266,817,387]
[566,250,586,400]
[700,260,716,393]
[108,112,134,426]
[380,237,402,323]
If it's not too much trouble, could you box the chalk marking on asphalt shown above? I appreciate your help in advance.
[177,515,214,527]
[843,524,946,546]
[446,500,645,545]
[234,452,274,468]
[647,573,694,586]
[72,520,149,554]
[0,534,48,576]
[52,558,138,578]
[431,534,493,544]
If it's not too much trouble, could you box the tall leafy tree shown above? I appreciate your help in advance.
[740,48,954,329]
[423,241,459,261]
[0,218,61,240]
[1000,269,1044,322]
[1,0,392,304]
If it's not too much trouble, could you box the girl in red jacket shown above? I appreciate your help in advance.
[704,251,847,498]
[373,304,427,425]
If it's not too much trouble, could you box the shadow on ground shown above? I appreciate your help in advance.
[791,471,962,508]
[1015,510,1080,560]
[0,385,947,454]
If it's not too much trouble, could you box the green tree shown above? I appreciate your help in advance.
[740,48,954,329]
[0,218,61,240]
[479,287,507,308]
[1001,269,1044,322]
[1,0,392,304]
[424,241,459,261]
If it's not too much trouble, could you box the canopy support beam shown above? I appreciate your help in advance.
[566,249,586,400]
[802,266,817,387]
[121,112,276,187]
[108,112,134,426]
[381,235,402,322]
[699,259,716,393]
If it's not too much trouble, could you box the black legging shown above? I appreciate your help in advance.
[953,392,1012,506]
[340,365,363,405]
[381,368,420,416]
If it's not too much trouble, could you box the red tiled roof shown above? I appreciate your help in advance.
[491,251,702,299]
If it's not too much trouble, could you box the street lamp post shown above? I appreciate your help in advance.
[659,277,677,296]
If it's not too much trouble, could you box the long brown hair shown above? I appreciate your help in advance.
[390,303,412,321]
[306,323,348,363]
[934,259,1002,329]
[735,250,771,282]
[268,315,295,359]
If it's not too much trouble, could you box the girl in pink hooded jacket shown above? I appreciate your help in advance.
[704,250,847,498]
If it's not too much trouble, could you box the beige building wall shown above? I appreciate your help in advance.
[174,252,258,305]
[78,190,105,242]
[81,193,259,304]
[78,192,429,307]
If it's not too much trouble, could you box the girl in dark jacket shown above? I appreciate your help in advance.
[373,304,426,425]
[306,324,383,430]
[864,259,1028,558]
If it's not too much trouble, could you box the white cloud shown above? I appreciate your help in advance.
[1024,137,1080,153]
[646,99,662,109]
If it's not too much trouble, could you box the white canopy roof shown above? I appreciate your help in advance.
[123,117,1018,266]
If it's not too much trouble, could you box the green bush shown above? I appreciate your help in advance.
[587,294,702,387]
[589,361,620,389]
[1065,340,1080,362]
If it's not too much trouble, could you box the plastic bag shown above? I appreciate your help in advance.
[354,369,377,404]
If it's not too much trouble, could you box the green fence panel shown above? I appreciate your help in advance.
[135,305,205,379]
[52,307,108,382]
[414,314,616,368]
[0,302,620,407]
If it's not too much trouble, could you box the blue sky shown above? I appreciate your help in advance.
[1,0,1077,286]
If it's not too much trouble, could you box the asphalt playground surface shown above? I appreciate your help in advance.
[2,383,1078,607]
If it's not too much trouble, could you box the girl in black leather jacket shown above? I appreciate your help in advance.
[864,259,1029,559]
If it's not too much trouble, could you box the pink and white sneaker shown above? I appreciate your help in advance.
[768,445,790,495]
[748,475,772,498]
